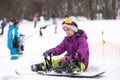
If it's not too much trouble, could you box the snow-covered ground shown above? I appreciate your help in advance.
[0,18,120,80]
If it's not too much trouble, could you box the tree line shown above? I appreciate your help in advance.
[0,0,120,20]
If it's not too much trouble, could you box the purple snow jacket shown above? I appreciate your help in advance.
[52,30,89,70]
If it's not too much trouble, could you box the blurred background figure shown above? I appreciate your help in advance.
[0,18,7,35]
[19,34,25,54]
[33,13,39,28]
[39,16,47,37]
[51,12,58,34]
[54,21,57,34]
[51,12,56,24]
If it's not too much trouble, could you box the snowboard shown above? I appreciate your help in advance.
[15,69,105,78]
[36,71,105,78]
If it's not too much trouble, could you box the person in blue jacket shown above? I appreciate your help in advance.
[7,20,20,60]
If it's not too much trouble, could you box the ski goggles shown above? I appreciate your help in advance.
[62,18,73,25]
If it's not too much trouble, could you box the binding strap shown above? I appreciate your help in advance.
[44,53,53,71]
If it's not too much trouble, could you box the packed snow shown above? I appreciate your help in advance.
[0,18,120,80]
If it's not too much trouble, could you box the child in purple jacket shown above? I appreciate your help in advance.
[31,18,89,73]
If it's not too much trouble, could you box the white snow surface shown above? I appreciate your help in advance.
[0,18,120,80]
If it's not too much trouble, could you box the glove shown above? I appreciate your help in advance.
[58,56,71,67]
[66,56,72,62]
[73,53,80,60]
[43,49,54,57]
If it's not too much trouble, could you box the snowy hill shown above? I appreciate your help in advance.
[0,19,120,80]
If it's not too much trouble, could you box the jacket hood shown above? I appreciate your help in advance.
[76,29,88,40]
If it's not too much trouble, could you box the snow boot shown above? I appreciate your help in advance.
[31,63,44,72]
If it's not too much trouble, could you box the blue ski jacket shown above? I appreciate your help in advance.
[7,25,20,55]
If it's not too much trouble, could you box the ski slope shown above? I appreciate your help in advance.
[0,18,120,80]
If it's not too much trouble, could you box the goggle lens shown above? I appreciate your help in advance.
[62,19,73,25]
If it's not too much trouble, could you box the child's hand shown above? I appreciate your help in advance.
[58,56,71,67]
[43,49,54,57]
[74,53,79,60]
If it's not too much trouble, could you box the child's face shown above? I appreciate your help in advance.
[63,27,75,36]
[9,22,14,25]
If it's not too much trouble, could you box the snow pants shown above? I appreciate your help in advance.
[9,48,19,60]
[41,56,86,71]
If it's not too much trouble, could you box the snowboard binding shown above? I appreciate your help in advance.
[31,53,53,72]
[31,53,81,74]
[44,53,53,72]
[55,54,81,74]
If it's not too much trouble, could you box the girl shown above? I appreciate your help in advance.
[31,18,89,72]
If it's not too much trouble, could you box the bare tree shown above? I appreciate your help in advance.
[0,0,120,20]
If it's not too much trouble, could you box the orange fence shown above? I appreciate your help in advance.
[89,31,120,60]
